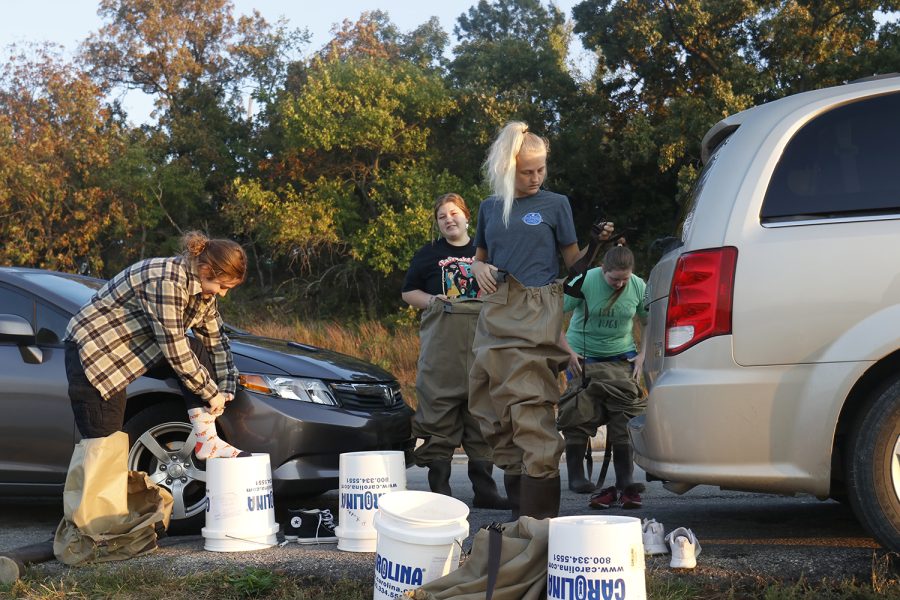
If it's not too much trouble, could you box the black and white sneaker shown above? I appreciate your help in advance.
[283,508,337,544]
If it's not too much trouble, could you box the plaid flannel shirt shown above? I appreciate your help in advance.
[64,256,237,402]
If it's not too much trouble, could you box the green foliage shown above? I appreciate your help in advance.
[2,0,899,315]
[280,55,454,157]
[451,0,577,132]
[353,162,485,275]
[569,0,900,255]
[0,44,128,273]
[243,49,468,313]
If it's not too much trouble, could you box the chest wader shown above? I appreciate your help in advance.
[558,360,645,494]
[53,431,173,565]
[468,276,568,520]
[413,299,509,509]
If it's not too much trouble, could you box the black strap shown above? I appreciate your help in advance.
[562,224,633,300]
[558,372,591,403]
[585,444,593,479]
[485,522,503,600]
[596,443,613,488]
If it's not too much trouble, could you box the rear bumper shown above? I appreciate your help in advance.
[630,336,857,498]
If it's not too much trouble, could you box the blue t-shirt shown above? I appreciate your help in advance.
[474,190,578,287]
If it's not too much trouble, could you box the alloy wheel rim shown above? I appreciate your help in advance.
[127,421,207,521]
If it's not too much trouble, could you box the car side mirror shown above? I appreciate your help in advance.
[0,314,43,364]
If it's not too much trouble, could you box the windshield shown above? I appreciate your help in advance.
[19,272,104,305]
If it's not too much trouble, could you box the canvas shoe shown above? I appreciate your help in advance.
[666,527,701,568]
[589,486,619,509]
[283,508,338,544]
[619,483,644,509]
[641,518,668,555]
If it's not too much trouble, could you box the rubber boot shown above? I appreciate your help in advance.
[0,539,53,585]
[427,459,453,496]
[565,442,596,493]
[468,460,511,509]
[503,473,522,520]
[518,475,561,520]
[612,443,645,508]
[612,443,636,489]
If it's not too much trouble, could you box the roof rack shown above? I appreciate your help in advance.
[849,72,900,83]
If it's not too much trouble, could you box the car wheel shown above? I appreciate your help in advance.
[123,403,206,535]
[845,375,900,551]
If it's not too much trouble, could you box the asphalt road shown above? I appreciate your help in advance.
[0,455,886,588]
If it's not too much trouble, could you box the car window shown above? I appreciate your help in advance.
[761,92,900,223]
[0,284,35,326]
[35,301,70,345]
[678,145,724,243]
[18,272,102,306]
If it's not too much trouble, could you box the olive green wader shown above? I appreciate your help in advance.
[559,360,644,445]
[403,517,550,600]
[558,360,646,493]
[468,276,568,519]
[414,299,507,508]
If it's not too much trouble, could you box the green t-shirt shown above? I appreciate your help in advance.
[564,268,648,358]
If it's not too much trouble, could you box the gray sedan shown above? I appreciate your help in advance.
[0,267,414,532]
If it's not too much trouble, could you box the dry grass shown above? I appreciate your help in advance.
[241,319,420,409]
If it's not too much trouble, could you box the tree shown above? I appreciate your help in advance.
[0,45,128,272]
[451,0,578,133]
[757,1,900,97]
[83,0,241,110]
[81,0,307,239]
[571,1,900,254]
[231,26,482,315]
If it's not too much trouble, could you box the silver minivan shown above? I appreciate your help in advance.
[630,75,900,551]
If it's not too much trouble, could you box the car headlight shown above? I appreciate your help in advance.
[239,374,339,406]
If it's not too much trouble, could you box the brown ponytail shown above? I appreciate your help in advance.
[182,231,247,283]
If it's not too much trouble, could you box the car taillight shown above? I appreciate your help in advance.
[665,246,737,356]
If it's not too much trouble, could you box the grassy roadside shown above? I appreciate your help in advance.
[4,558,898,600]
[240,319,421,408]
[234,313,638,411]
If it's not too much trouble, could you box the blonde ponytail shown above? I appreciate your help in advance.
[483,121,549,227]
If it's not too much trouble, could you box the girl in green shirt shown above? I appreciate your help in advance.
[557,245,649,509]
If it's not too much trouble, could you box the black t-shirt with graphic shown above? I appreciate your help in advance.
[402,238,481,298]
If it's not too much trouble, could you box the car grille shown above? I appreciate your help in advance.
[330,382,404,410]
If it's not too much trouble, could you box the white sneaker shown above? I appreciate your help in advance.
[641,518,668,555]
[666,527,701,568]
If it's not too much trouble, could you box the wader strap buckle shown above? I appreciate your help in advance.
[483,522,504,600]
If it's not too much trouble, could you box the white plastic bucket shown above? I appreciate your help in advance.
[372,491,469,600]
[201,454,279,552]
[547,515,646,600]
[335,450,407,552]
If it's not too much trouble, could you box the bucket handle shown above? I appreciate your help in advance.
[225,534,277,547]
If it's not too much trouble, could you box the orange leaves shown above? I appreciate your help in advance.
[0,45,126,272]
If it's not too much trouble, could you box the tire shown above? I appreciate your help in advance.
[845,375,900,551]
[123,403,206,535]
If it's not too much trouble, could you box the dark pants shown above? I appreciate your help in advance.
[65,338,213,438]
